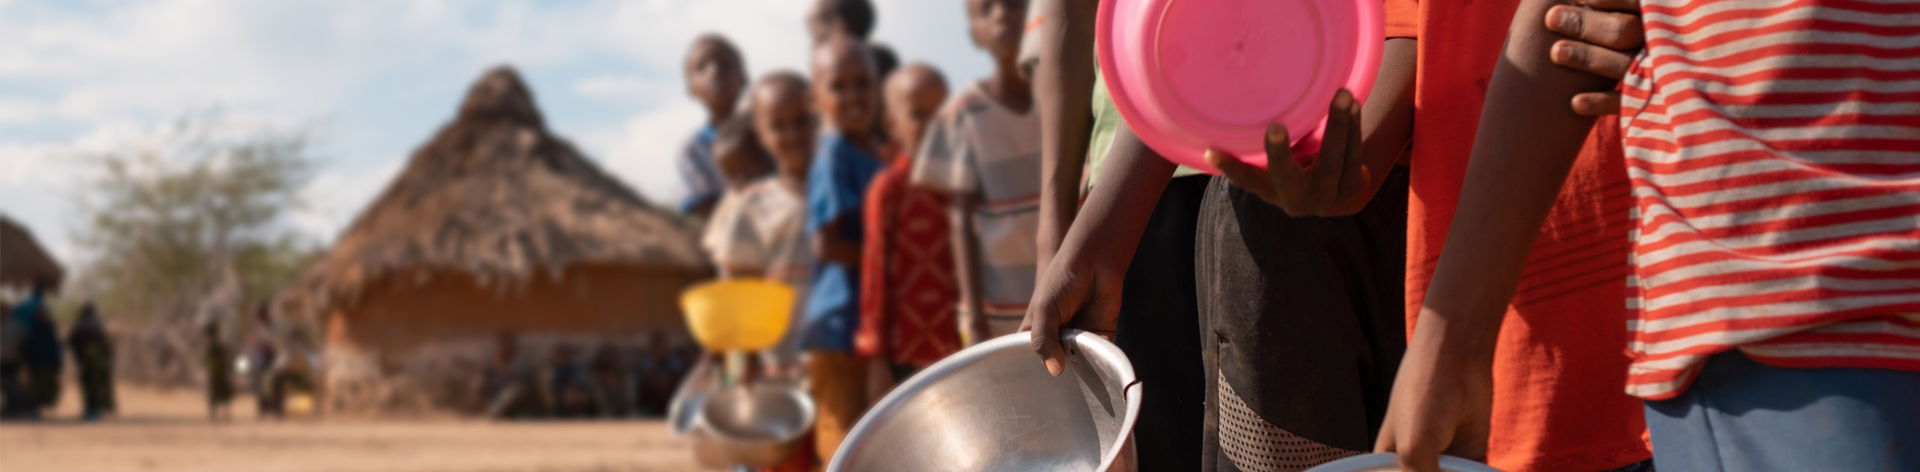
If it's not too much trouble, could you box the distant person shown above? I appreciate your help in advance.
[202,321,235,422]
[546,344,605,418]
[21,296,63,411]
[806,0,876,45]
[587,342,629,417]
[67,302,116,420]
[244,304,282,419]
[803,36,887,461]
[676,34,750,219]
[854,63,958,391]
[481,332,543,418]
[706,71,818,371]
[640,333,687,417]
[0,301,33,419]
[912,0,1038,342]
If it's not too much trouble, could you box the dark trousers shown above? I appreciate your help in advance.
[1114,174,1211,471]
[1195,168,1410,471]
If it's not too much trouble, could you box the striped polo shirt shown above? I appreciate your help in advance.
[1619,0,1920,400]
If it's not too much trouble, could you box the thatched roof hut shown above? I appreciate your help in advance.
[283,66,711,410]
[0,215,63,291]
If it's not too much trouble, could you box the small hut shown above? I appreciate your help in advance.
[0,216,64,292]
[280,67,711,410]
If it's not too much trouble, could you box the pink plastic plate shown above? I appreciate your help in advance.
[1098,0,1383,173]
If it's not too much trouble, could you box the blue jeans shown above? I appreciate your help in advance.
[1644,351,1920,472]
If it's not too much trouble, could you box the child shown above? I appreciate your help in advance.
[854,63,956,387]
[202,321,234,422]
[675,34,749,219]
[67,302,116,420]
[701,112,776,279]
[806,0,875,45]
[707,72,818,371]
[913,0,1038,343]
[801,35,885,462]
[1381,0,1920,471]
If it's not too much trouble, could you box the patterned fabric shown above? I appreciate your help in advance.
[1216,371,1362,471]
[804,133,884,352]
[675,125,723,213]
[911,80,1043,317]
[855,158,962,367]
[1619,0,1920,400]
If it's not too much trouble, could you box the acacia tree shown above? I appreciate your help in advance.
[73,115,319,383]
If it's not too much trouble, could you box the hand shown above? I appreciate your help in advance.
[1020,236,1127,376]
[1374,314,1497,472]
[1206,89,1369,217]
[1544,0,1644,116]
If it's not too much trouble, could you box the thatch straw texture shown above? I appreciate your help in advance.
[281,66,708,320]
[0,215,63,290]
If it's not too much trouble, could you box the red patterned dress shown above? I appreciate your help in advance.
[855,156,962,368]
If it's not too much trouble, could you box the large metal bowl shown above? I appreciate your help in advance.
[829,330,1142,472]
[697,380,817,467]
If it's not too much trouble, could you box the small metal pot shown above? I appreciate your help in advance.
[828,330,1142,472]
[696,380,817,467]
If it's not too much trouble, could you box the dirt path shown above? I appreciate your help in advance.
[0,384,701,472]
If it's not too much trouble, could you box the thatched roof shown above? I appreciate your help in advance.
[0,215,64,290]
[282,66,708,316]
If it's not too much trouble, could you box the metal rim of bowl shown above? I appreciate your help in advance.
[1304,453,1505,472]
[827,329,1143,471]
[694,381,817,445]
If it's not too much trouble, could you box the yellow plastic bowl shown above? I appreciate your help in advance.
[681,279,796,352]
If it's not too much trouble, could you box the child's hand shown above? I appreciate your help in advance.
[1544,0,1643,116]
[1020,234,1126,377]
[1374,311,1496,472]
[1207,89,1368,217]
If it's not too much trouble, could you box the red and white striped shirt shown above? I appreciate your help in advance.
[1619,0,1920,400]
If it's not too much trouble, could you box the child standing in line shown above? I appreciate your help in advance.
[913,0,1038,343]
[801,36,886,462]
[675,34,749,220]
[701,111,776,279]
[855,63,957,388]
[707,72,819,373]
[1381,1,1920,471]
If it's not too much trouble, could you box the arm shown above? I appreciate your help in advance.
[813,217,864,268]
[1207,38,1417,217]
[950,196,989,346]
[1023,124,1177,375]
[1373,0,1619,470]
[1034,0,1101,276]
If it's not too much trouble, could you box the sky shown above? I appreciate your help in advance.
[0,0,994,266]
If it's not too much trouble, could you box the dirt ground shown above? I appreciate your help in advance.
[0,383,702,472]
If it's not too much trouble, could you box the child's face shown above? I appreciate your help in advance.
[812,41,880,138]
[753,81,817,178]
[686,44,745,117]
[885,69,950,157]
[968,0,1029,64]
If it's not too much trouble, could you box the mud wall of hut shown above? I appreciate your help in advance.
[321,263,705,412]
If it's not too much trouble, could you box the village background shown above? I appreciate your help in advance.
[0,1,992,470]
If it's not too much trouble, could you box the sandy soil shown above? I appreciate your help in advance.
[0,383,702,472]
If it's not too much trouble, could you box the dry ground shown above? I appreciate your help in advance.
[0,383,702,472]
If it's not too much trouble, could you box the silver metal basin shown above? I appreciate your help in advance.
[697,380,817,467]
[829,330,1142,472]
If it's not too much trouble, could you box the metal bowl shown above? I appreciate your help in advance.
[829,330,1142,472]
[1304,453,1505,472]
[696,380,817,467]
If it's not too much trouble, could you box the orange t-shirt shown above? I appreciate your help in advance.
[1387,0,1652,470]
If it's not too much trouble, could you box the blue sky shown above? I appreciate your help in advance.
[0,0,994,265]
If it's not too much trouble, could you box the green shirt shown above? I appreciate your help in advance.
[1083,64,1203,192]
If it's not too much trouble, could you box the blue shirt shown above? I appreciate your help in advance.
[800,134,883,351]
[675,125,722,213]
